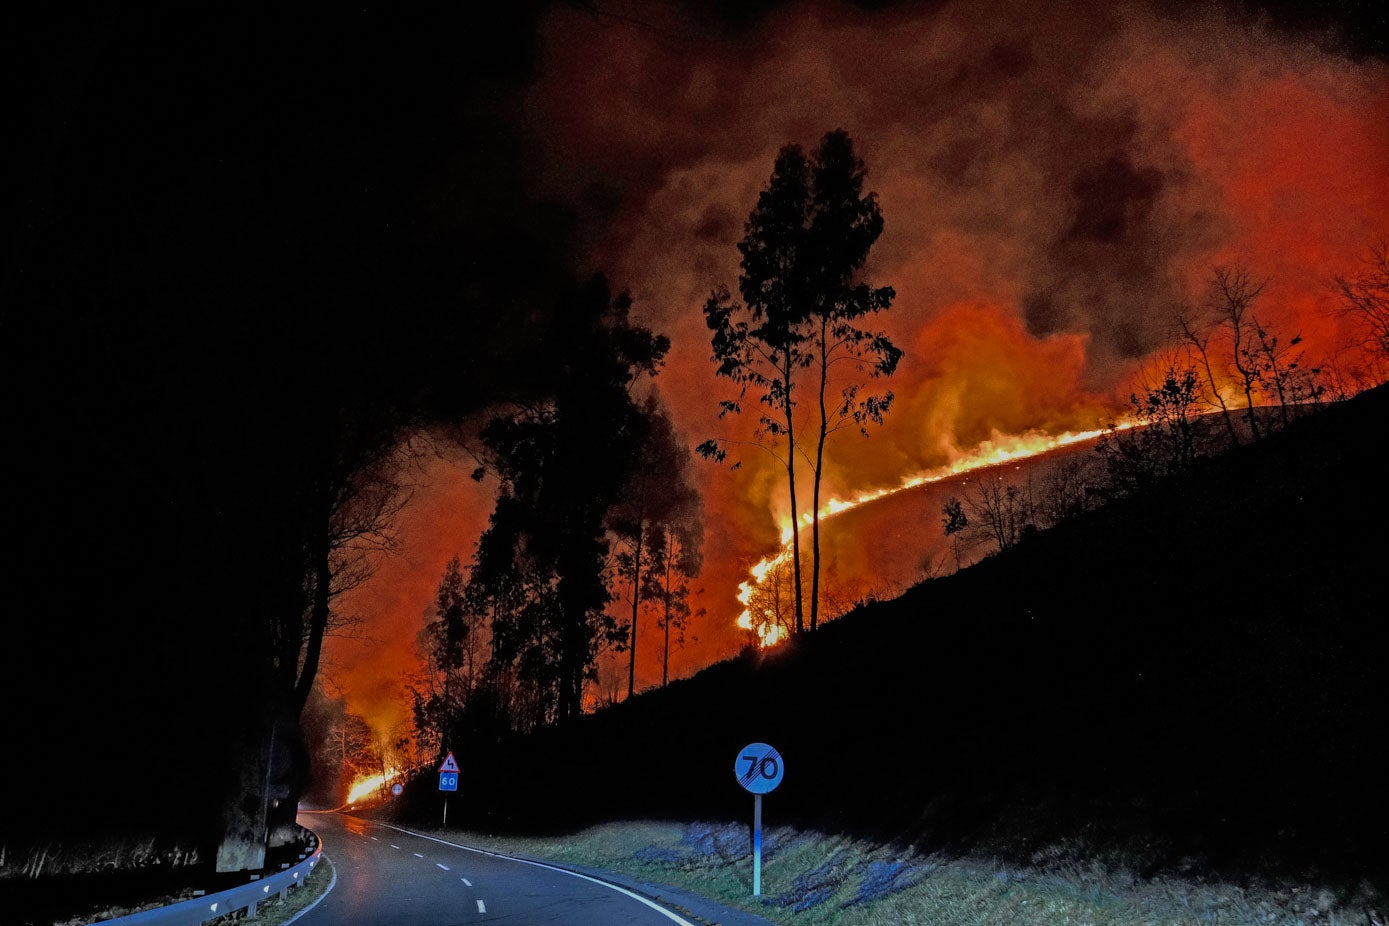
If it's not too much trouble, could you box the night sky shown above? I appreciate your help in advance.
[6,0,1386,748]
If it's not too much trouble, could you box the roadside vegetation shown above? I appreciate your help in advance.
[3,829,322,926]
[379,817,1387,926]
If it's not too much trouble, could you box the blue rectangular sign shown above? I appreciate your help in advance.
[439,771,459,792]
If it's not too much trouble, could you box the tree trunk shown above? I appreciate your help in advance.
[661,546,673,686]
[784,370,804,635]
[627,528,643,699]
[293,518,333,714]
[216,708,275,872]
[811,321,828,632]
[1190,331,1240,448]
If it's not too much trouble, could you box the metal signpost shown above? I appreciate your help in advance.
[734,742,784,896]
[439,751,460,825]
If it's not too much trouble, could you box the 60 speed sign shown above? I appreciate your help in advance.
[735,742,784,794]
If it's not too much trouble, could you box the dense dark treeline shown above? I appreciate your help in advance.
[2,2,567,867]
[389,382,1389,893]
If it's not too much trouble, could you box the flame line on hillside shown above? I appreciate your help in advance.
[346,769,401,804]
[737,422,1137,646]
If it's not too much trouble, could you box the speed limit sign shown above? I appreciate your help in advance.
[735,742,782,896]
[735,742,784,794]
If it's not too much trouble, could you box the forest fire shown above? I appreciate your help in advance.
[345,770,399,805]
[320,0,1387,737]
[738,423,1135,644]
[12,8,1389,924]
[518,0,1388,663]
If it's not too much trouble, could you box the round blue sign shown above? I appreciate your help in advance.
[735,743,784,794]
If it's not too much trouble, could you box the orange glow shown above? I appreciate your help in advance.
[345,769,400,805]
[325,0,1387,734]
[740,423,1136,645]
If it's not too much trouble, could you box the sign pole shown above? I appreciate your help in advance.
[753,793,762,896]
[438,751,460,827]
[734,742,782,898]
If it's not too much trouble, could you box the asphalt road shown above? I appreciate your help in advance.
[296,811,774,926]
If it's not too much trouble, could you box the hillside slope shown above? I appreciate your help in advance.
[394,384,1388,891]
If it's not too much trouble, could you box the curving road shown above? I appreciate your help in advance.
[296,811,774,926]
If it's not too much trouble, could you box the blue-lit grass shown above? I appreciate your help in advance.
[414,820,1385,926]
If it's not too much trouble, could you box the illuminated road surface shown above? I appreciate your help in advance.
[296,811,773,925]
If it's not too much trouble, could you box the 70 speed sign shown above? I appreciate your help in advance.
[735,742,784,794]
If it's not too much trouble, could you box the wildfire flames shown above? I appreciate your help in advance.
[737,423,1135,645]
[328,0,1387,736]
[345,770,400,805]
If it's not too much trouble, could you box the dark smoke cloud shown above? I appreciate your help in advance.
[503,0,1388,679]
[324,0,1384,728]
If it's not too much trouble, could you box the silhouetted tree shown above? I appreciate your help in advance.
[741,553,804,645]
[1333,238,1389,361]
[609,393,700,698]
[412,555,490,751]
[467,275,669,724]
[941,496,970,571]
[1247,316,1325,426]
[964,473,1038,553]
[1178,266,1328,450]
[1206,266,1270,441]
[1035,456,1102,527]
[1097,362,1208,496]
[702,129,901,635]
[299,683,375,807]
[1178,312,1243,448]
[4,3,586,877]
[803,129,902,631]
[701,144,815,635]
[643,515,704,687]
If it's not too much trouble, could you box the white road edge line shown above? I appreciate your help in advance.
[282,855,337,925]
[370,821,698,926]
[477,900,487,913]
[436,863,450,871]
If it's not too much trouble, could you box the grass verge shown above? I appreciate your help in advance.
[400,819,1386,926]
[203,856,334,925]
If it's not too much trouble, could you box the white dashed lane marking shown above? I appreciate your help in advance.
[436,863,450,871]
[390,845,400,849]
[372,820,699,926]
[461,878,472,887]
[413,853,424,858]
